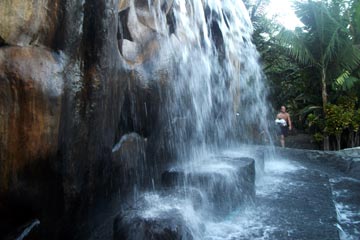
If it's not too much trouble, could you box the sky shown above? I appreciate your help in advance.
[266,0,304,30]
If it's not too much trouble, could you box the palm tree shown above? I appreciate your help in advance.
[277,0,360,149]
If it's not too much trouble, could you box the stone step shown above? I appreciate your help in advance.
[161,157,255,214]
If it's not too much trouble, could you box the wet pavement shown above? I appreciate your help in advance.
[330,177,360,240]
[204,158,341,240]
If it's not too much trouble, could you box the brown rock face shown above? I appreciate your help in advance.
[0,46,64,190]
[0,0,61,47]
[0,46,65,239]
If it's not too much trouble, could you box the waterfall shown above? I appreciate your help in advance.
[115,0,272,239]
[116,0,275,160]
[138,0,272,161]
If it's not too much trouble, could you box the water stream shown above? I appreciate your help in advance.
[148,0,272,161]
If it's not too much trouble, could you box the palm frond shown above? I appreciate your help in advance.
[335,70,351,86]
[323,26,341,64]
[298,105,322,116]
[276,28,316,65]
[333,70,360,91]
[340,44,360,70]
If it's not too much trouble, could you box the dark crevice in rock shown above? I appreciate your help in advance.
[118,8,133,55]
[114,87,151,147]
[115,91,137,140]
[204,5,220,23]
[0,36,8,47]
[3,219,40,240]
[111,132,149,196]
[52,1,84,55]
[210,20,225,56]
[204,6,225,59]
[134,0,150,10]
[114,71,165,147]
[118,8,132,42]
[0,197,38,240]
[166,9,176,35]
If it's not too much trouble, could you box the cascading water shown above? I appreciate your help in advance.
[115,0,273,239]
[154,0,272,159]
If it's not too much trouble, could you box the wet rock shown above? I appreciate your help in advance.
[55,0,127,238]
[161,169,186,187]
[0,0,258,239]
[161,157,255,214]
[285,132,320,150]
[112,133,149,193]
[254,168,339,240]
[134,0,174,32]
[254,150,265,174]
[127,1,156,44]
[277,148,360,179]
[114,207,194,240]
[0,0,61,47]
[116,65,175,184]
[0,45,64,239]
[330,177,360,238]
[0,46,64,191]
[118,0,130,11]
[121,39,141,63]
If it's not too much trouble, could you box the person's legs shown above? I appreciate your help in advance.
[280,126,288,147]
[280,134,285,147]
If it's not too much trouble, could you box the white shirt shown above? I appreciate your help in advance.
[275,118,287,126]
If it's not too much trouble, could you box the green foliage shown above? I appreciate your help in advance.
[305,95,360,149]
[353,109,360,132]
[307,113,321,128]
[277,0,360,116]
[324,104,351,136]
[313,132,324,143]
[337,95,357,110]
[244,0,360,148]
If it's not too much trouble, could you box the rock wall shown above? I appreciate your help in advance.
[0,0,168,239]
[0,0,238,239]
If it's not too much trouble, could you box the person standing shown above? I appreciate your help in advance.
[275,106,292,147]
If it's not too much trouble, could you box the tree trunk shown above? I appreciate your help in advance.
[321,67,330,150]
[321,67,328,110]
[350,131,355,148]
[323,135,330,150]
[336,134,341,150]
